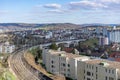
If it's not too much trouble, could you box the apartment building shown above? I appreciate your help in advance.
[77,59,120,80]
[0,42,15,53]
[42,49,89,80]
[42,49,120,80]
[108,30,120,43]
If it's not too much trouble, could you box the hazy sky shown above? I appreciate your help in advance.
[1,0,120,24]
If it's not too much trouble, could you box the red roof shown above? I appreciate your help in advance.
[115,58,120,62]
[109,52,120,62]
[110,52,120,58]
[63,47,74,53]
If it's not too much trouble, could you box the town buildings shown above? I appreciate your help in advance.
[42,49,89,80]
[0,42,15,53]
[99,36,109,46]
[77,59,119,80]
[42,49,120,80]
[108,30,120,43]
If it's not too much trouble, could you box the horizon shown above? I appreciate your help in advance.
[0,22,120,25]
[1,0,120,24]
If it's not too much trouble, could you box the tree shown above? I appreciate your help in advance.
[49,43,58,50]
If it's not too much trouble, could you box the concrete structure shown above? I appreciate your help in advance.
[42,49,89,80]
[99,36,109,46]
[108,30,120,43]
[77,59,120,80]
[43,49,120,80]
[102,27,108,36]
[0,42,15,53]
[45,31,53,39]
[95,27,102,36]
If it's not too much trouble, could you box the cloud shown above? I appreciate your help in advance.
[47,9,68,14]
[100,0,120,4]
[69,0,107,10]
[43,3,61,9]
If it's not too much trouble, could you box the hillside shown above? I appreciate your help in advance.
[0,23,81,30]
[0,23,120,31]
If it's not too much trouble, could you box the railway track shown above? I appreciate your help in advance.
[9,50,40,80]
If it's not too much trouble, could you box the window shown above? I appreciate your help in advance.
[68,64,70,67]
[109,77,114,80]
[87,78,91,80]
[51,60,54,64]
[67,74,70,77]
[112,70,114,74]
[96,74,98,79]
[89,65,91,69]
[87,65,88,68]
[51,65,54,68]
[92,66,94,69]
[52,70,54,72]
[63,63,66,67]
[87,71,91,76]
[68,69,70,72]
[96,67,98,72]
[109,69,111,73]
[92,73,93,76]
[105,76,107,80]
[105,69,107,73]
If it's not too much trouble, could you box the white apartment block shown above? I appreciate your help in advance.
[0,42,15,53]
[108,30,120,43]
[77,59,120,80]
[42,49,120,80]
[42,49,89,80]
[4,45,15,53]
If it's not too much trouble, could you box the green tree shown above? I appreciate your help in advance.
[49,43,58,50]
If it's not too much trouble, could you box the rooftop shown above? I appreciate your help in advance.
[85,59,120,70]
[48,50,86,59]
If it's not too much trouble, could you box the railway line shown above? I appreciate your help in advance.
[8,48,52,80]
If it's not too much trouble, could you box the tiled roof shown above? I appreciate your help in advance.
[63,47,74,53]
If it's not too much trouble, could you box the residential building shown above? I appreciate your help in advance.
[0,42,15,53]
[43,49,120,80]
[42,49,89,80]
[99,36,109,46]
[77,58,120,80]
[102,28,108,36]
[108,30,120,43]
[95,27,101,36]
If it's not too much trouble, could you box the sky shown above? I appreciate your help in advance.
[1,0,120,24]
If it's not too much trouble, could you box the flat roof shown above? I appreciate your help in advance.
[85,59,120,70]
[48,50,86,59]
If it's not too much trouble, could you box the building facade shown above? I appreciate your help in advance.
[108,30,120,43]
[77,59,120,80]
[42,49,120,80]
[99,36,109,46]
[42,49,89,80]
[0,42,15,53]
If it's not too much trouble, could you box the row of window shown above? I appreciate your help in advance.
[51,60,70,67]
[105,69,114,74]
[106,76,114,80]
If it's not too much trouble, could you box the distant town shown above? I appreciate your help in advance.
[0,23,120,80]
